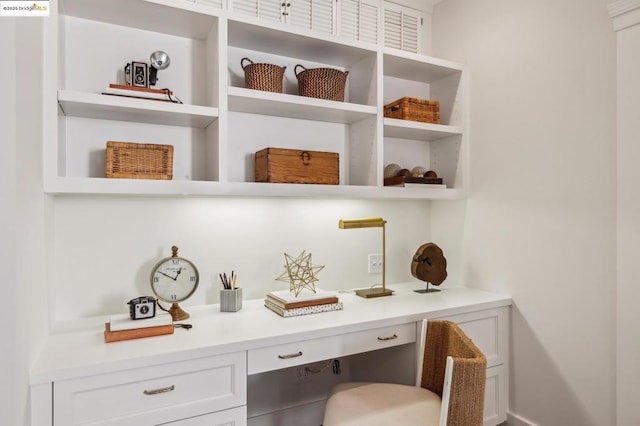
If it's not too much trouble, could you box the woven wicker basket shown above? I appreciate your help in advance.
[384,97,441,124]
[242,57,286,93]
[106,141,173,180]
[295,64,349,102]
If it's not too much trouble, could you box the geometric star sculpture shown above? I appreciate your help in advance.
[275,250,325,296]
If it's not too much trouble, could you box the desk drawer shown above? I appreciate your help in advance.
[248,323,415,375]
[54,352,246,425]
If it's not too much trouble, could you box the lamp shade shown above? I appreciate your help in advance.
[338,217,386,229]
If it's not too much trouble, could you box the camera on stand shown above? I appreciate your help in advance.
[128,296,157,320]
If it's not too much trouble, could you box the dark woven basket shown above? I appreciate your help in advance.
[295,64,349,102]
[242,57,286,93]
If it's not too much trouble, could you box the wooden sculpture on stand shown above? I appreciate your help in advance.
[411,242,447,293]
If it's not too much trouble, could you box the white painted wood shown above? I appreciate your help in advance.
[43,176,464,199]
[247,322,415,374]
[610,2,640,424]
[338,0,379,44]
[60,0,221,39]
[435,307,508,369]
[384,118,462,140]
[31,286,510,425]
[163,406,247,425]
[383,1,423,54]
[47,0,467,198]
[30,382,53,426]
[30,286,510,384]
[58,91,219,128]
[435,306,509,425]
[54,352,246,425]
[228,87,376,123]
[485,365,507,426]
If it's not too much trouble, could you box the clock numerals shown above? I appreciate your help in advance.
[190,276,196,282]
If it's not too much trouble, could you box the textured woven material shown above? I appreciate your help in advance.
[105,141,173,180]
[384,97,441,124]
[323,320,486,426]
[295,64,348,102]
[241,57,286,93]
[421,321,486,426]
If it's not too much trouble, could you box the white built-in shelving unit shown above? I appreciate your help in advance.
[44,0,466,200]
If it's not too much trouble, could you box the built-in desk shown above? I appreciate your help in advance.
[30,283,511,426]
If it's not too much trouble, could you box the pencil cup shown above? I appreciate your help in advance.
[220,288,242,312]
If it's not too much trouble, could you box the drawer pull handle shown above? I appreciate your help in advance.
[377,334,398,341]
[143,385,175,395]
[278,351,303,359]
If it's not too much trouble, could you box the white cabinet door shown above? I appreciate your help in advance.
[233,0,284,23]
[288,0,335,34]
[338,0,379,44]
[383,1,423,53]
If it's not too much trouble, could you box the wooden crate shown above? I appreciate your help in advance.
[255,148,339,185]
[384,97,440,124]
[106,141,173,180]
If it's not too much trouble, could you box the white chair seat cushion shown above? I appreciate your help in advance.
[323,382,442,426]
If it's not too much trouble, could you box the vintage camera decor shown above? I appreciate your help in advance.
[128,296,157,320]
[125,61,149,88]
[124,51,171,88]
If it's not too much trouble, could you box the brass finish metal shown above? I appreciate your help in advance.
[338,217,392,298]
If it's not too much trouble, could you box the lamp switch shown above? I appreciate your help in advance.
[368,254,383,274]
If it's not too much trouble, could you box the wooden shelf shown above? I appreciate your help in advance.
[228,16,376,67]
[58,91,219,128]
[384,118,463,141]
[383,49,464,83]
[49,0,467,201]
[228,87,377,124]
[60,0,220,39]
[44,177,463,200]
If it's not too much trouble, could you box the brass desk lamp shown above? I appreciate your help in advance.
[339,217,393,298]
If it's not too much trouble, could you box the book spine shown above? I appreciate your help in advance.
[109,83,173,95]
[102,89,172,101]
[264,300,343,317]
[104,323,174,343]
[265,295,339,309]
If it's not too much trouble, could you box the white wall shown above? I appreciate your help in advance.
[50,197,432,322]
[1,17,19,426]
[431,1,617,425]
[3,18,50,426]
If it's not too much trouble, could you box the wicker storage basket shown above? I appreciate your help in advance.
[242,57,286,93]
[106,141,173,180]
[384,97,441,124]
[295,64,349,102]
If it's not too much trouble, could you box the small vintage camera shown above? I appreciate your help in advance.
[124,61,149,88]
[128,296,156,320]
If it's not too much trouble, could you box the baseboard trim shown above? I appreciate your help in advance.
[506,411,539,426]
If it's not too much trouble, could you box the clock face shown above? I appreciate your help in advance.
[151,257,199,303]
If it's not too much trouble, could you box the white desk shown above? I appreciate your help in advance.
[30,283,511,426]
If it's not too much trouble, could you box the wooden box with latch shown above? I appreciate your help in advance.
[255,147,339,185]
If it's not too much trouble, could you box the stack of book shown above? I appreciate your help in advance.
[264,289,342,317]
[101,84,177,102]
[104,312,173,343]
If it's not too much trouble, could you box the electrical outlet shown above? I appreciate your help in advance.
[368,254,383,274]
[295,366,311,384]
